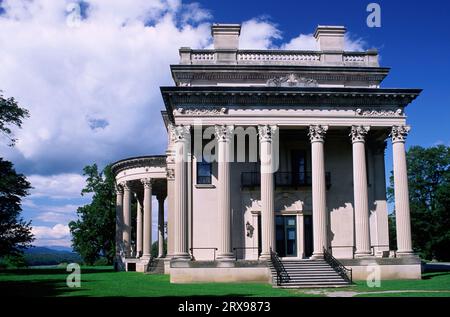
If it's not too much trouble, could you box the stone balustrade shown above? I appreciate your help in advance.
[179,48,379,67]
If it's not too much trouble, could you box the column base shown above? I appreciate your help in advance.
[354,251,372,258]
[216,253,234,262]
[310,252,324,260]
[259,252,270,260]
[172,253,191,261]
[396,251,416,258]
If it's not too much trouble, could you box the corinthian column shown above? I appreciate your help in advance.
[115,184,124,257]
[122,182,132,257]
[157,194,166,258]
[391,125,414,256]
[351,125,372,257]
[171,124,191,260]
[141,178,153,259]
[215,125,235,261]
[136,196,143,258]
[309,125,328,259]
[258,125,278,259]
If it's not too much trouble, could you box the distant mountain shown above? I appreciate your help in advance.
[45,245,74,252]
[24,246,81,266]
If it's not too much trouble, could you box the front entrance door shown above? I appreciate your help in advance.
[276,215,297,257]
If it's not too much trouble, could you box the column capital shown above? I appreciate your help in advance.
[308,125,329,143]
[258,125,278,143]
[214,124,234,142]
[168,124,191,143]
[391,125,410,143]
[115,183,124,195]
[141,178,153,188]
[350,125,370,143]
[121,181,131,191]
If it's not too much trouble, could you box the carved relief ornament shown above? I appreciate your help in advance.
[266,74,318,87]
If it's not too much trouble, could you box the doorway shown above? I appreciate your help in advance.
[275,215,297,257]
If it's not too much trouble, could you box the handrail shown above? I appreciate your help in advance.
[189,247,218,261]
[323,247,352,283]
[269,247,290,286]
[233,247,260,261]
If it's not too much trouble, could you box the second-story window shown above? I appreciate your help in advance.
[197,159,212,184]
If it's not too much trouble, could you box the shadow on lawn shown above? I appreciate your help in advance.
[0,279,82,297]
[0,267,115,297]
[0,267,115,275]
[422,271,450,280]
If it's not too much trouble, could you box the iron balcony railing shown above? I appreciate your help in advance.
[241,171,331,188]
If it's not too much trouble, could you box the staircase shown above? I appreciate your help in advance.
[146,258,165,274]
[269,259,351,288]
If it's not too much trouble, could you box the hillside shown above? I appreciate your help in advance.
[24,246,81,266]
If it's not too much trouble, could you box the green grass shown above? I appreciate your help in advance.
[0,266,449,297]
[0,266,312,297]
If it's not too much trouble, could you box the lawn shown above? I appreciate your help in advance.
[0,266,449,297]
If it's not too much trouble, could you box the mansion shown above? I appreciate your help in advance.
[111,24,422,287]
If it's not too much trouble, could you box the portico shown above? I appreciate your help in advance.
[112,155,168,272]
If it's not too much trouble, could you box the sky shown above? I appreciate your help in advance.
[0,0,449,248]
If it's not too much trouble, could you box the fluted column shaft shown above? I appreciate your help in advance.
[142,179,152,258]
[259,125,277,259]
[309,125,328,258]
[122,182,132,257]
[351,126,371,257]
[215,125,234,260]
[172,125,190,260]
[157,195,165,258]
[391,125,413,255]
[136,198,143,258]
[115,186,124,257]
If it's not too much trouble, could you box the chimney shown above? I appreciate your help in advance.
[211,23,241,50]
[314,25,346,51]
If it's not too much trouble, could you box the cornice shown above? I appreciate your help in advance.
[161,87,421,120]
[111,155,166,176]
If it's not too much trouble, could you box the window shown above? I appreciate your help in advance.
[197,159,212,184]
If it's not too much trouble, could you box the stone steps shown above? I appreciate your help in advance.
[146,258,165,274]
[269,259,351,288]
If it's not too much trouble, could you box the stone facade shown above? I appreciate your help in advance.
[112,24,422,282]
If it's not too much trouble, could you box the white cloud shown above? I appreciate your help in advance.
[27,174,87,199]
[282,33,365,51]
[0,0,212,175]
[32,223,70,239]
[0,0,371,248]
[239,18,281,49]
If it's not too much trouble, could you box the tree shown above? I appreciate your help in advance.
[388,145,450,260]
[0,92,33,259]
[0,91,30,147]
[0,158,34,256]
[69,164,116,265]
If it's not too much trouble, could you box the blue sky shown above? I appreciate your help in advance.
[0,0,449,247]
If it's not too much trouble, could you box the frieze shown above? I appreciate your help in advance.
[173,107,228,116]
[355,108,403,117]
[111,155,166,176]
[266,74,318,87]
